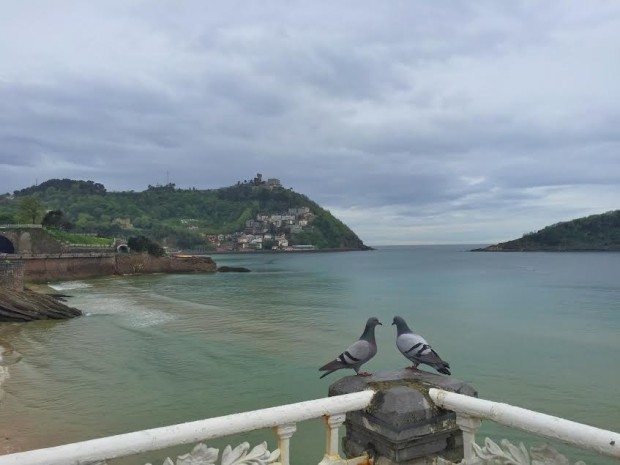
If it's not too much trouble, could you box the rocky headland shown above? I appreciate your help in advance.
[0,288,82,322]
[473,210,619,252]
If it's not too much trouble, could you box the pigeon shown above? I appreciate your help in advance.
[319,317,382,379]
[392,316,451,375]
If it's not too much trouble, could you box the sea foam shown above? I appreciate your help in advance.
[48,281,93,291]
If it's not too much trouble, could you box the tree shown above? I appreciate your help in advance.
[18,196,44,224]
[128,235,166,257]
[0,213,15,224]
[42,210,73,230]
[263,239,276,250]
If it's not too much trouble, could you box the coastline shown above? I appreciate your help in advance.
[471,246,620,252]
[207,247,374,255]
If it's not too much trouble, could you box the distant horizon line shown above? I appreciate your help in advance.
[367,243,490,247]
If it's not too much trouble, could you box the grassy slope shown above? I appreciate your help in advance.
[476,210,620,251]
[45,229,114,246]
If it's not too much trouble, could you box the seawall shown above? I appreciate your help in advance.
[115,254,217,275]
[12,253,117,282]
[0,253,217,283]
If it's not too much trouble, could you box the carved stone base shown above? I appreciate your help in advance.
[330,369,477,464]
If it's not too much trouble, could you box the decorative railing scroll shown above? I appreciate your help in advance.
[472,438,586,465]
[144,441,280,465]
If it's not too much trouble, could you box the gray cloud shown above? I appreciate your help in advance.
[1,1,619,244]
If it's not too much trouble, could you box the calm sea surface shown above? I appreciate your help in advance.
[0,246,618,464]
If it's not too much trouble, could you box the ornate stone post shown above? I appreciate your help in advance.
[329,369,477,465]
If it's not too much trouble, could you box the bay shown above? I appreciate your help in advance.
[0,246,618,464]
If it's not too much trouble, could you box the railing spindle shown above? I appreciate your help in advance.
[274,423,297,465]
[455,414,482,464]
[324,413,346,458]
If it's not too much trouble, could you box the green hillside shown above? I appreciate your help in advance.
[474,210,620,251]
[0,179,369,250]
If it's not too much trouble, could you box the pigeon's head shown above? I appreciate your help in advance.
[392,316,411,334]
[367,316,382,327]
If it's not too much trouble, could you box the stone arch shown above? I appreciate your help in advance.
[117,244,129,253]
[0,235,15,253]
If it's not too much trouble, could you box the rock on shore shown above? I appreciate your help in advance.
[0,288,82,322]
[217,266,251,273]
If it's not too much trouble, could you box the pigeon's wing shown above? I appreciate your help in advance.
[411,347,448,367]
[396,333,428,357]
[319,339,373,371]
[398,333,447,364]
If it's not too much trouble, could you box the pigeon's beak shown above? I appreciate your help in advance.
[377,321,383,326]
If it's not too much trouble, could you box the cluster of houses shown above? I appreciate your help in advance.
[204,206,316,251]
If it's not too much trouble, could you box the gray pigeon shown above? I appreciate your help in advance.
[392,316,451,375]
[319,317,382,379]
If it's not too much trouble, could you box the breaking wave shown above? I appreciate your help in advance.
[48,281,93,291]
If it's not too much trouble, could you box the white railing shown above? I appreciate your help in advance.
[0,391,375,465]
[429,389,620,464]
[0,387,617,465]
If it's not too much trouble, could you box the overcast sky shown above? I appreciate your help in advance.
[1,1,618,244]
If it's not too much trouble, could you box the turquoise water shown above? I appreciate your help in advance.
[0,246,618,464]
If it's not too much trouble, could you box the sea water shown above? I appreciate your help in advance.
[0,246,617,464]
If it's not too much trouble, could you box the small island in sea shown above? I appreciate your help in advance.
[473,210,620,252]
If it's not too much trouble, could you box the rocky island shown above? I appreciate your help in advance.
[473,210,620,252]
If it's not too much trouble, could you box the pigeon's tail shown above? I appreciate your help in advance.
[319,359,345,372]
[319,369,338,379]
[435,363,451,375]
[319,359,347,378]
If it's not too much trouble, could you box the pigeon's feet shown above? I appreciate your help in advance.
[357,371,372,377]
[406,365,419,371]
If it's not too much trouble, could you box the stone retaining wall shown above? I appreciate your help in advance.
[115,254,217,275]
[0,261,24,291]
[19,254,117,282]
[0,253,216,282]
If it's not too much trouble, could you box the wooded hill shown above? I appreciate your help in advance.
[474,210,620,251]
[0,179,368,250]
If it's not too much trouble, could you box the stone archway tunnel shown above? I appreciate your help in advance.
[0,235,15,254]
